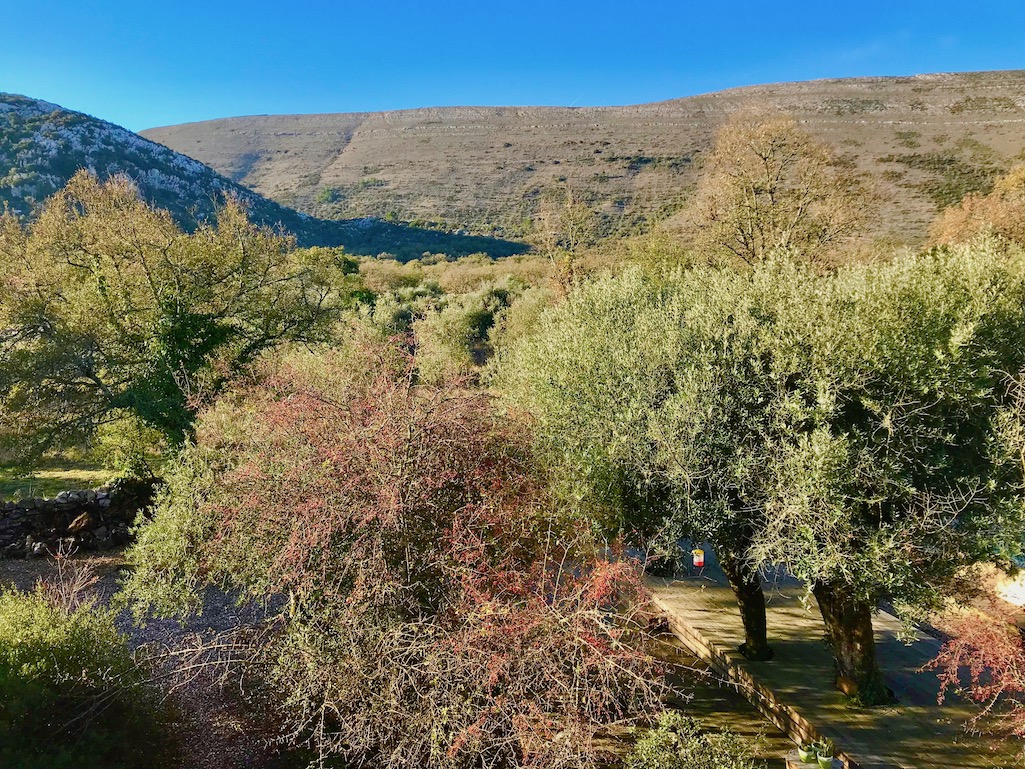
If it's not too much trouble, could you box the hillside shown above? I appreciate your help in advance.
[143,70,1025,245]
[0,93,526,260]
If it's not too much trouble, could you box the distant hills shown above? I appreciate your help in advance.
[0,93,526,260]
[142,70,1025,246]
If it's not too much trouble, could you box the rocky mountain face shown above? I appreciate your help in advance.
[0,93,526,260]
[143,70,1025,245]
[0,92,302,227]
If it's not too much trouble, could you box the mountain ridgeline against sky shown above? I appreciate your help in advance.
[0,92,527,260]
[143,70,1025,246]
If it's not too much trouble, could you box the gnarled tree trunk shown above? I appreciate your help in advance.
[812,579,894,705]
[719,552,773,661]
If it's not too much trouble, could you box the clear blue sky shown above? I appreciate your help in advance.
[3,0,1023,131]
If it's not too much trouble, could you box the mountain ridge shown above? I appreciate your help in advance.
[0,92,526,260]
[141,69,1025,245]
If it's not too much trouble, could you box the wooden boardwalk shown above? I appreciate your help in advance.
[647,553,1020,769]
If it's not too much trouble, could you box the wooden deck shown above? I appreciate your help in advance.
[646,553,1020,769]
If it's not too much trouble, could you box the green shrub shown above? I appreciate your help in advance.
[410,278,530,381]
[628,711,762,769]
[0,567,170,769]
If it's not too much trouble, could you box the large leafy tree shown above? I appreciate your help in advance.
[754,239,1025,703]
[494,264,817,661]
[498,241,1025,702]
[647,262,820,661]
[0,171,361,455]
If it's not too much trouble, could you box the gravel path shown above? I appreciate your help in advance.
[0,553,298,769]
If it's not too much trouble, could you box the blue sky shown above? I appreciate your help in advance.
[2,1,1023,131]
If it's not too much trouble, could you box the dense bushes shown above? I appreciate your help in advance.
[412,281,519,381]
[124,339,660,768]
[0,562,169,769]
[627,712,762,769]
[495,238,1025,703]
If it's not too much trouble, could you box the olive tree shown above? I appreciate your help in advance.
[755,238,1025,703]
[497,241,1025,698]
[648,260,821,660]
[0,171,361,456]
[493,262,819,661]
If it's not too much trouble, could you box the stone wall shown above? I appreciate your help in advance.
[0,479,156,557]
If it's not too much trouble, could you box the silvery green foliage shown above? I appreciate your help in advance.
[755,238,1025,619]
[493,259,818,551]
[496,238,1025,619]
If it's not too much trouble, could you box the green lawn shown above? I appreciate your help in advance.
[0,459,111,502]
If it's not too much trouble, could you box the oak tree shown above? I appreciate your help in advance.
[0,171,361,456]
[679,112,864,265]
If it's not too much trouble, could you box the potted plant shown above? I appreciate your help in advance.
[797,742,816,763]
[815,737,835,768]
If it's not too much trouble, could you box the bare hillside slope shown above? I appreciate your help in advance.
[143,70,1025,245]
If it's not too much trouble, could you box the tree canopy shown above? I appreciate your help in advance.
[0,171,362,457]
[493,261,820,660]
[750,239,1025,700]
[495,239,1025,702]
[676,112,866,266]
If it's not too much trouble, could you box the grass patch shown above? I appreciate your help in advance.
[895,130,921,149]
[0,459,110,501]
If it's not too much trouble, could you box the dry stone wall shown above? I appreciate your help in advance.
[0,479,155,557]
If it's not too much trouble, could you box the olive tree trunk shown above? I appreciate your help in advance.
[812,580,894,705]
[719,553,773,661]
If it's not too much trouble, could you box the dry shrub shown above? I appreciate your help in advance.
[931,164,1025,247]
[927,605,1025,745]
[126,338,661,769]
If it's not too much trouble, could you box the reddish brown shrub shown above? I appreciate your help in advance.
[928,606,1025,743]
[127,338,661,769]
